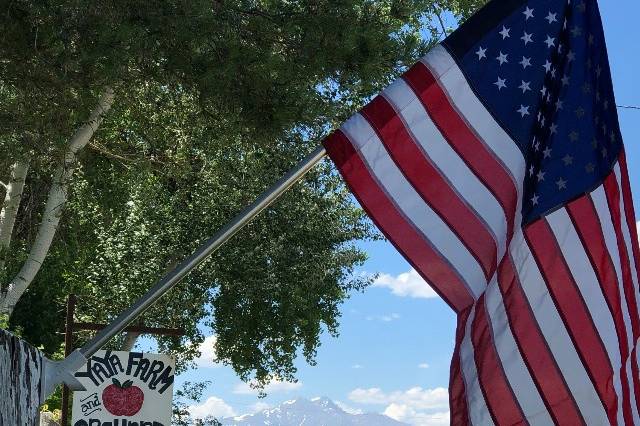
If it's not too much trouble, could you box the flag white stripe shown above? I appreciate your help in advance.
[509,229,610,424]
[546,207,625,425]
[612,166,640,423]
[458,305,495,426]
[614,164,640,321]
[483,277,555,425]
[591,185,640,425]
[421,45,527,193]
[381,78,508,259]
[340,114,486,298]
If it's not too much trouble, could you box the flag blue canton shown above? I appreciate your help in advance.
[443,0,623,224]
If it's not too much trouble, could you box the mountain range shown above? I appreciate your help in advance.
[220,396,408,426]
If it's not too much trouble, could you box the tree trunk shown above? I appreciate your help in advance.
[121,331,141,351]
[0,159,30,274]
[0,88,115,316]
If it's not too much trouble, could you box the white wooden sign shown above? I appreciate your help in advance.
[71,350,175,426]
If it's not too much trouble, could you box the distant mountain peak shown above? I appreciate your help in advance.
[221,396,408,426]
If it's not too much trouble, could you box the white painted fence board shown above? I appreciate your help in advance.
[0,328,44,426]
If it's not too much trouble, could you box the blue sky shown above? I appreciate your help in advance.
[176,2,640,425]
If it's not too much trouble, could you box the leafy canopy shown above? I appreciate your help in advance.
[1,0,486,395]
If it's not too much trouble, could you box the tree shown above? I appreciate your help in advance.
[1,0,486,399]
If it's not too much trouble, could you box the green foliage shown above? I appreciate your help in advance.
[1,0,486,406]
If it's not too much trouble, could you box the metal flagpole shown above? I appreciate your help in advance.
[42,145,327,399]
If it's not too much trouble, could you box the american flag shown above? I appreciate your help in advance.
[323,0,640,424]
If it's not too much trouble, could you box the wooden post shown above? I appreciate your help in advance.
[60,294,76,426]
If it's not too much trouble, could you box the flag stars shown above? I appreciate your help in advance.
[585,163,595,173]
[567,51,576,62]
[537,171,546,182]
[588,34,595,45]
[550,123,558,135]
[610,132,617,143]
[521,32,534,45]
[591,138,598,149]
[517,105,530,117]
[499,26,511,39]
[562,155,573,166]
[569,131,579,142]
[544,35,556,48]
[532,138,540,151]
[575,107,585,118]
[531,194,540,205]
[545,11,558,24]
[601,147,608,158]
[596,65,603,77]
[494,77,507,90]
[577,2,587,13]
[562,75,570,86]
[496,51,509,65]
[543,60,552,72]
[476,46,487,60]
[555,99,564,111]
[556,178,567,190]
[520,56,532,69]
[519,81,532,93]
[582,83,591,94]
[529,164,535,176]
[571,26,583,37]
[523,6,534,20]
[543,147,552,158]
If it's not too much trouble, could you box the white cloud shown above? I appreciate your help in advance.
[352,364,364,369]
[349,386,449,426]
[233,379,302,395]
[365,313,401,322]
[418,363,430,369]
[384,404,450,426]
[189,396,236,419]
[373,269,439,299]
[194,335,221,368]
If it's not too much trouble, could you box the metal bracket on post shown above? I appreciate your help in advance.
[41,349,87,400]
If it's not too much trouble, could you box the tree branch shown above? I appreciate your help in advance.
[0,159,31,276]
[0,88,115,315]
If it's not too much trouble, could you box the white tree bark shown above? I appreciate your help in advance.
[0,88,115,315]
[0,160,30,273]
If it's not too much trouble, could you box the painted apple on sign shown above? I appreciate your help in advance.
[71,350,175,426]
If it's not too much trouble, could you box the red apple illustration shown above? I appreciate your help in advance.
[102,378,145,416]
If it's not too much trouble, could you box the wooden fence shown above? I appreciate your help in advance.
[0,328,44,426]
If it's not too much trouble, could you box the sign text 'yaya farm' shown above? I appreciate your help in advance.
[71,350,175,426]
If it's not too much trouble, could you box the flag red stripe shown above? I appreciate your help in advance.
[402,62,518,244]
[497,255,583,425]
[525,220,618,424]
[450,308,471,426]
[360,95,498,280]
[567,196,634,424]
[604,171,640,415]
[616,153,640,415]
[323,130,474,312]
[471,294,526,425]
